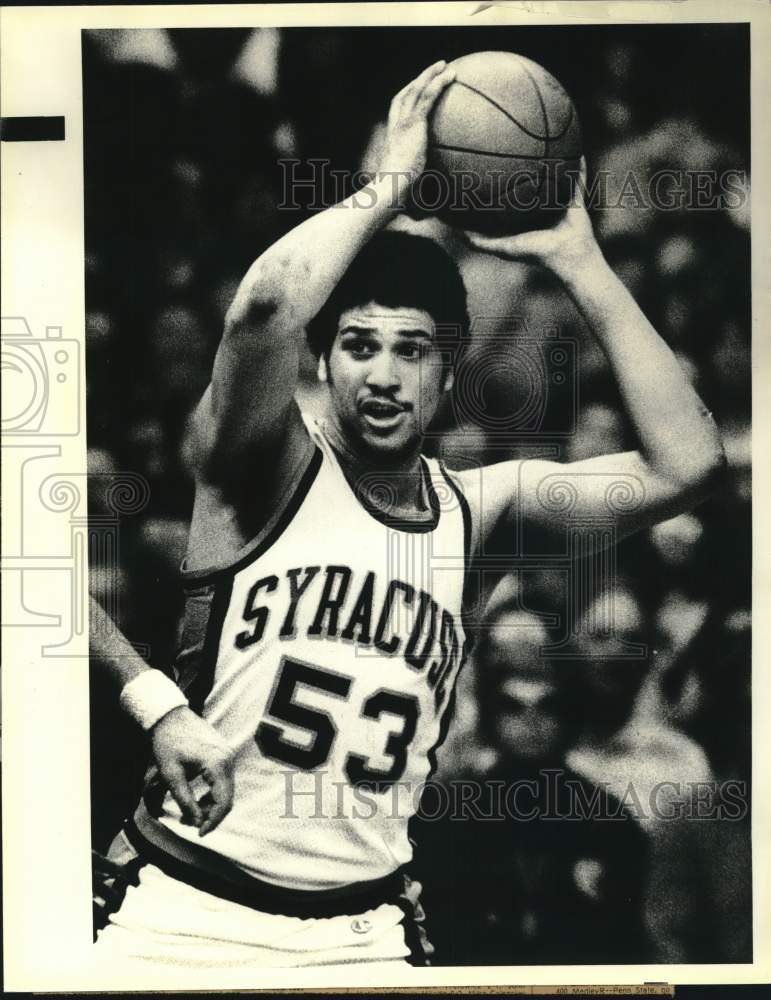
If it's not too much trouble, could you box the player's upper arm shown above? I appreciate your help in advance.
[188,281,305,485]
[457,449,708,553]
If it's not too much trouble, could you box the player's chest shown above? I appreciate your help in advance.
[210,549,465,731]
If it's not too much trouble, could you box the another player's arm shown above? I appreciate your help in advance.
[89,596,234,836]
[190,61,456,482]
[459,159,726,548]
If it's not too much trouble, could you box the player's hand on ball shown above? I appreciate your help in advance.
[463,157,597,273]
[379,60,455,194]
[150,705,235,837]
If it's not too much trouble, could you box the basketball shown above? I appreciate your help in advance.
[417,51,582,235]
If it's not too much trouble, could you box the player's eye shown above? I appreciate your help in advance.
[397,342,426,361]
[343,338,377,359]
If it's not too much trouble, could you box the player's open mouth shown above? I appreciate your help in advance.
[359,399,407,431]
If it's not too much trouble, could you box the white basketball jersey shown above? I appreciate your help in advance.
[134,417,471,891]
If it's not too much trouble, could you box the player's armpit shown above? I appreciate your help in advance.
[459,449,719,552]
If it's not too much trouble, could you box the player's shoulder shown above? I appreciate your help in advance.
[448,457,529,556]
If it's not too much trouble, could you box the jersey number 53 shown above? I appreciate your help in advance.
[256,656,420,793]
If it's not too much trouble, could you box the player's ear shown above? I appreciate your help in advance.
[317,355,328,383]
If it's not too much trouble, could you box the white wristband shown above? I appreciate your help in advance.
[119,670,188,731]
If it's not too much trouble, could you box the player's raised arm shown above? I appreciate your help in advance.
[190,61,456,483]
[458,159,727,547]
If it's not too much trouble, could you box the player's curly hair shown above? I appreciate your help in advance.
[306,231,470,376]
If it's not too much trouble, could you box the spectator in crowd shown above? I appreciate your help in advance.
[566,586,727,962]
[657,603,752,963]
[414,610,650,966]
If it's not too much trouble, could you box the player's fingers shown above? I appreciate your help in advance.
[197,801,227,838]
[387,91,405,125]
[197,763,235,837]
[389,70,426,115]
[463,229,539,260]
[460,230,486,251]
[414,66,456,113]
[412,60,449,90]
[162,762,204,827]
[462,230,509,252]
[401,60,447,111]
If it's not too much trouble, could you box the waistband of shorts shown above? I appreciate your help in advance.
[124,817,407,919]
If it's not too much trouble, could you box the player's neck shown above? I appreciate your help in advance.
[320,416,427,512]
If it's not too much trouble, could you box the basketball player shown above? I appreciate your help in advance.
[94,60,725,974]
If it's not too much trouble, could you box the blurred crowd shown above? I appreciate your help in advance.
[85,25,751,964]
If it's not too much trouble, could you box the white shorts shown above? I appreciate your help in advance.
[92,844,429,978]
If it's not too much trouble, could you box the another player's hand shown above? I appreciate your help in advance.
[462,157,598,274]
[379,60,455,195]
[150,705,235,837]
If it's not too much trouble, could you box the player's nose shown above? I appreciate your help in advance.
[365,350,401,391]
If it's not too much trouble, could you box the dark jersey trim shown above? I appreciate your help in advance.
[181,445,324,586]
[438,461,481,651]
[418,462,474,782]
[423,646,467,784]
[184,572,234,715]
[437,461,472,567]
[124,818,406,920]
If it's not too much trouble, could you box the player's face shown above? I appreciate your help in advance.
[325,302,452,459]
